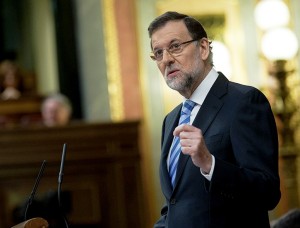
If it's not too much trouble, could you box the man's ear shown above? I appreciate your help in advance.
[199,38,210,60]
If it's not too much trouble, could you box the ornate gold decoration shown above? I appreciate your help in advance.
[101,0,124,121]
[194,15,225,41]
[268,59,300,210]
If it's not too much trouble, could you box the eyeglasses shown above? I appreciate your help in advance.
[150,39,198,61]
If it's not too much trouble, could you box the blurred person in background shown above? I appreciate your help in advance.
[41,93,72,127]
[0,60,24,100]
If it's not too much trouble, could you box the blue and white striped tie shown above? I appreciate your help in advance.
[169,100,196,188]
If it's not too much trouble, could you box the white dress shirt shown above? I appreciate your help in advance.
[168,68,219,181]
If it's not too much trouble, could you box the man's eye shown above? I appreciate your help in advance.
[169,43,181,50]
[155,49,163,57]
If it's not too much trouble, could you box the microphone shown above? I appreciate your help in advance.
[58,143,69,228]
[24,160,47,221]
[58,143,67,184]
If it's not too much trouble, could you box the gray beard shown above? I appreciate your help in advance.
[166,74,194,94]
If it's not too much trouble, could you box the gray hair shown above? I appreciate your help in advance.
[148,11,213,66]
[41,93,73,115]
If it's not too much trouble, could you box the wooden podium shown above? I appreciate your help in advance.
[12,218,48,228]
[0,121,146,227]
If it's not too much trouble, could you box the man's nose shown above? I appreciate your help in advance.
[161,49,175,63]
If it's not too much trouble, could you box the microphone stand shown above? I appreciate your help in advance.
[24,160,47,221]
[58,143,69,228]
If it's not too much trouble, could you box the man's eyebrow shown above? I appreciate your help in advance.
[153,39,180,50]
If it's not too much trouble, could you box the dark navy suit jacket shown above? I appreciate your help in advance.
[154,73,280,228]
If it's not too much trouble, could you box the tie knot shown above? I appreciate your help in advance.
[182,100,196,115]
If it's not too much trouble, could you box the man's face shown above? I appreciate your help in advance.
[151,20,209,97]
[42,100,70,127]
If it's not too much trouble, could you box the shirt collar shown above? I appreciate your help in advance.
[184,68,219,106]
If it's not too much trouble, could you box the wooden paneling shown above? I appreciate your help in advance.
[0,97,43,127]
[0,121,146,228]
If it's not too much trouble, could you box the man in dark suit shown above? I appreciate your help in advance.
[148,11,280,228]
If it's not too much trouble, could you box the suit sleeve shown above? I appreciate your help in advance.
[154,204,167,228]
[210,88,281,210]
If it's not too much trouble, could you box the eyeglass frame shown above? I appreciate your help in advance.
[150,39,198,61]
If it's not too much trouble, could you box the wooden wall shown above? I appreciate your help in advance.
[0,121,146,228]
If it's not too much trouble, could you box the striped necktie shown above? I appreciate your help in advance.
[169,100,196,188]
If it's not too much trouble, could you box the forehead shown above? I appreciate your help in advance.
[151,20,191,47]
[45,99,61,107]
